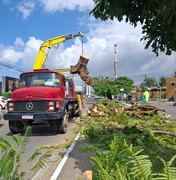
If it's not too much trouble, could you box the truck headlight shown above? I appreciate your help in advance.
[48,101,55,111]
[8,102,14,112]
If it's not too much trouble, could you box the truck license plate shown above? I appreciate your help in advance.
[22,115,33,120]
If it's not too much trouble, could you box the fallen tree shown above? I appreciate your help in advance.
[81,99,176,179]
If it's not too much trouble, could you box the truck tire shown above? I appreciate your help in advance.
[9,121,24,134]
[56,110,69,134]
[75,109,82,117]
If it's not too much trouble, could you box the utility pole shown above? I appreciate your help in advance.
[144,74,147,84]
[141,74,147,84]
[114,44,118,79]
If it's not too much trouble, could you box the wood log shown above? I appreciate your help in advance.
[83,170,92,180]
[70,55,94,86]
[138,126,176,137]
[70,55,89,74]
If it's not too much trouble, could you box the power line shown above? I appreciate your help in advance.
[0,58,28,72]
[0,55,29,71]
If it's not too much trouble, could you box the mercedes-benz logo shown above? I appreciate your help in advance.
[26,102,33,110]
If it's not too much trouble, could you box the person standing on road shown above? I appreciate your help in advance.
[141,86,150,104]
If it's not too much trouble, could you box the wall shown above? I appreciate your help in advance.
[166,77,176,99]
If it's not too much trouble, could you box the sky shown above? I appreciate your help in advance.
[0,0,176,90]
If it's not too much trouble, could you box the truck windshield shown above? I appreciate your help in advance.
[19,72,60,87]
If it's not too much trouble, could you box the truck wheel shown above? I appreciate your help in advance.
[76,109,82,117]
[56,110,69,134]
[9,121,24,134]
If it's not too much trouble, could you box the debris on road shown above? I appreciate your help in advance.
[124,102,166,119]
[87,101,167,119]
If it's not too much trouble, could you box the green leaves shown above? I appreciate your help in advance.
[82,99,176,179]
[90,137,176,180]
[91,0,176,55]
[29,149,51,172]
[93,76,134,99]
[155,156,176,180]
[0,134,24,179]
[0,126,50,179]
[129,151,152,179]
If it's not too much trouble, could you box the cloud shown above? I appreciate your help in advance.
[0,37,42,72]
[38,0,94,12]
[0,19,175,88]
[82,20,176,84]
[14,37,25,49]
[14,0,94,19]
[17,0,36,19]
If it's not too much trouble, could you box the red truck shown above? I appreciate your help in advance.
[4,32,84,134]
[4,69,82,134]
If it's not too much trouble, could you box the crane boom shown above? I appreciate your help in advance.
[33,32,83,70]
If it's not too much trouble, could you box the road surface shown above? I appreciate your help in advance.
[152,101,176,119]
[0,98,91,180]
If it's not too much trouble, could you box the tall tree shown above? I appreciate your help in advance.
[91,0,176,56]
[93,76,134,99]
[140,77,157,88]
[114,76,134,94]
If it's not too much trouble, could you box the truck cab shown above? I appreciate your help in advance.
[4,69,81,134]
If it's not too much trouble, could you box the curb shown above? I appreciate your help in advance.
[50,132,80,180]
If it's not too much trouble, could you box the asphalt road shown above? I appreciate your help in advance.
[152,101,176,119]
[0,99,91,180]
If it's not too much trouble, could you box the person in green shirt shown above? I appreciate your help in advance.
[141,86,150,104]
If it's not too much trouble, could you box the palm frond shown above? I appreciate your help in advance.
[0,153,15,178]
[31,151,51,172]
[154,156,176,180]
[129,149,152,179]
[12,134,23,146]
[0,136,16,152]
[11,165,20,180]
[115,163,127,180]
[91,156,114,180]
[0,127,31,179]
[28,148,42,162]
[20,126,32,154]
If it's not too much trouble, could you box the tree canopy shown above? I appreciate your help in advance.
[140,77,157,88]
[159,76,166,87]
[93,76,134,99]
[91,0,176,56]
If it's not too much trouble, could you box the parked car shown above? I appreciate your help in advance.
[0,96,7,110]
[127,95,138,103]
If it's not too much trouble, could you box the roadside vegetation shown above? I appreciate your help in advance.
[93,76,134,100]
[81,99,176,179]
[0,127,51,179]
[2,91,11,99]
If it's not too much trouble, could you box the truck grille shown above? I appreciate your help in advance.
[13,101,48,112]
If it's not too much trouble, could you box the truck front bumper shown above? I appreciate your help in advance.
[4,111,64,124]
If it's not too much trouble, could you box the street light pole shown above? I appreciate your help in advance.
[140,74,147,84]
[114,44,118,79]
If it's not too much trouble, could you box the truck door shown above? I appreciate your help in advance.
[60,76,66,99]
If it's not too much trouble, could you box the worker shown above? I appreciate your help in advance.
[141,86,150,104]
